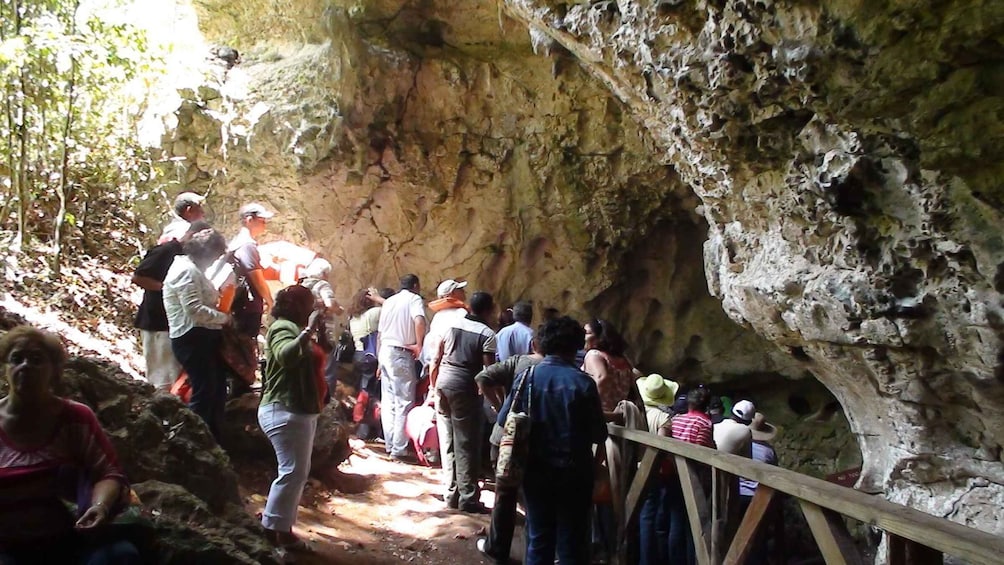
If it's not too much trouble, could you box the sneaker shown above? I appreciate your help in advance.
[476,538,491,556]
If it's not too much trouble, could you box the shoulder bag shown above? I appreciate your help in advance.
[495,366,534,488]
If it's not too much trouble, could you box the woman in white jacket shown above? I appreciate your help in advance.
[162,228,229,440]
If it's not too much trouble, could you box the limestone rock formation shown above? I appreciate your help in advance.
[142,0,1004,538]
[499,0,1004,533]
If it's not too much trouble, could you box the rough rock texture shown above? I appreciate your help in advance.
[151,0,802,385]
[0,309,277,564]
[499,0,1004,535]
[143,0,1004,538]
[220,393,353,485]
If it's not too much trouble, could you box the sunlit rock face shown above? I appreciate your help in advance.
[149,0,1004,534]
[156,1,802,385]
[500,0,1004,533]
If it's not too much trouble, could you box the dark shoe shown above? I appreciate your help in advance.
[460,502,491,515]
[391,452,419,464]
[447,496,459,509]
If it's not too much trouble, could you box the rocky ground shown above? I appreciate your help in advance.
[238,445,506,565]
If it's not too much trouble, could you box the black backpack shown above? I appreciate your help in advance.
[334,329,355,363]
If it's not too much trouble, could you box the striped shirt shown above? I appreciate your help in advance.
[669,410,716,448]
[0,399,127,548]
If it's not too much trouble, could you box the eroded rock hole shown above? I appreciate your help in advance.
[788,394,812,416]
[789,346,813,362]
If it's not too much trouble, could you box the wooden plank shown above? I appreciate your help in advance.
[888,534,943,565]
[607,425,1004,565]
[622,447,663,532]
[799,500,865,565]
[723,486,777,565]
[710,467,728,564]
[676,456,712,565]
[617,447,664,564]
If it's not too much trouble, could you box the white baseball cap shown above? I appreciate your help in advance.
[436,279,468,298]
[732,400,756,422]
[239,202,275,219]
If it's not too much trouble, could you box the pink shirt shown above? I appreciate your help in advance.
[0,399,126,547]
[583,349,634,412]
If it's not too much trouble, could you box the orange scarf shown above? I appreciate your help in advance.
[429,297,468,313]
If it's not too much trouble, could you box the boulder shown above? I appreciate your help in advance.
[220,393,353,485]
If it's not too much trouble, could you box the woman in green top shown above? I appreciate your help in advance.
[258,285,324,552]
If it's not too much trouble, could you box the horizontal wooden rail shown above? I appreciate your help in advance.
[607,425,1004,565]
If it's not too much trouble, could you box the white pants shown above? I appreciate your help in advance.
[258,402,318,531]
[141,330,181,391]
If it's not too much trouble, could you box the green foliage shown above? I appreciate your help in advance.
[0,0,158,270]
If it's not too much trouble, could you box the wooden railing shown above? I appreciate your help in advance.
[605,425,1004,565]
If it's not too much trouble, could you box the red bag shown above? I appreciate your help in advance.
[220,327,257,385]
[170,371,192,403]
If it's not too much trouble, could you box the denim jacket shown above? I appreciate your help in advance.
[498,355,607,469]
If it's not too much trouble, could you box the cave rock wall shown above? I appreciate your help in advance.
[153,0,802,384]
[501,0,1004,533]
[143,0,1004,535]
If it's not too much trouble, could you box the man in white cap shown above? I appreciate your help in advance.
[419,278,469,370]
[714,399,754,457]
[159,191,206,244]
[225,203,276,395]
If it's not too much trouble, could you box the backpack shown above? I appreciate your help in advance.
[227,249,255,314]
[334,328,355,363]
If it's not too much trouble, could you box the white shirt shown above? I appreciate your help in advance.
[377,289,426,347]
[713,418,753,458]
[421,307,467,365]
[162,255,230,338]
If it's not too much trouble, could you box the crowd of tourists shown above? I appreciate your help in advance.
[0,190,780,564]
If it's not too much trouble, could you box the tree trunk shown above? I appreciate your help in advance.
[53,0,81,277]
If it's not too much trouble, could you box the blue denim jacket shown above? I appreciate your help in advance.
[498,355,607,469]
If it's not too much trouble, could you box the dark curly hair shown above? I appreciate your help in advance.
[271,285,315,327]
[587,318,627,357]
[537,317,586,358]
[0,325,68,389]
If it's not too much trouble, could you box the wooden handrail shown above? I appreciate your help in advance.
[607,425,1004,565]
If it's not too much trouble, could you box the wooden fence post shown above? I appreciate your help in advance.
[799,500,865,565]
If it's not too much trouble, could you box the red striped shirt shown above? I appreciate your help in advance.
[670,410,716,448]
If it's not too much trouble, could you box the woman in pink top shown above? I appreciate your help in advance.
[0,326,138,564]
[582,319,637,413]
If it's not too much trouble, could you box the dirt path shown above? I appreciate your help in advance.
[240,443,522,564]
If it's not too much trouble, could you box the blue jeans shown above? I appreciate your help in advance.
[378,346,417,457]
[523,464,593,565]
[258,402,319,531]
[666,479,696,565]
[639,482,669,565]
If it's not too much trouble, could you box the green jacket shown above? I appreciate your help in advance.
[261,318,321,414]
